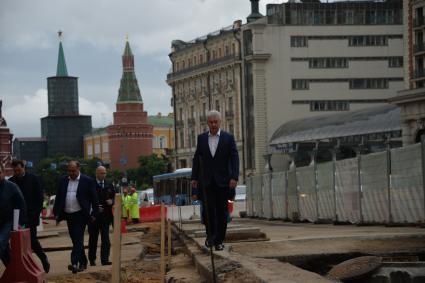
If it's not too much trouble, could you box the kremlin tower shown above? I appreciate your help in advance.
[107,40,153,170]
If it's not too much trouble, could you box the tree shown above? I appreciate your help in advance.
[133,154,168,189]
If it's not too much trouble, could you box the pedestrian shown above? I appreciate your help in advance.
[53,161,98,274]
[121,187,130,222]
[191,110,239,251]
[129,187,140,223]
[9,160,50,273]
[0,163,27,265]
[88,166,115,266]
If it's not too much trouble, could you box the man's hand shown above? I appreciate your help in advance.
[191,180,198,189]
[105,199,113,206]
[229,179,237,189]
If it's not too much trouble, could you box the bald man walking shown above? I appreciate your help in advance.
[88,166,115,266]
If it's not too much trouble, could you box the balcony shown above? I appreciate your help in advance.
[188,118,196,126]
[225,110,234,118]
[167,55,241,81]
[413,68,425,79]
[414,42,425,54]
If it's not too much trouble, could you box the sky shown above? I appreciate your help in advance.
[0,0,273,137]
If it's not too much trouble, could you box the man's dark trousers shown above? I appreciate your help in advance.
[203,181,228,246]
[65,211,87,266]
[88,216,110,264]
[29,223,48,265]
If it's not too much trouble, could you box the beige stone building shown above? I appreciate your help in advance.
[167,21,244,179]
[242,0,404,174]
[390,0,425,144]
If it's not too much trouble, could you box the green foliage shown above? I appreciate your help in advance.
[123,154,168,189]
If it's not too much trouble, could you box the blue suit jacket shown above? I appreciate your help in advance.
[191,130,239,192]
[53,173,99,222]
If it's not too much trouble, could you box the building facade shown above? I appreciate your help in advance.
[149,113,175,157]
[83,128,110,163]
[242,0,404,173]
[167,21,244,178]
[390,0,425,144]
[107,40,153,171]
[13,137,47,168]
[40,38,92,157]
[0,100,13,175]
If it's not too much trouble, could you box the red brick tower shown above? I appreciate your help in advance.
[107,40,153,171]
[0,100,13,175]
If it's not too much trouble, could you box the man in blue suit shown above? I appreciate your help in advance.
[191,110,239,251]
[53,161,98,273]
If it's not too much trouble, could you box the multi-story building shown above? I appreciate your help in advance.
[242,0,404,174]
[83,128,110,163]
[0,100,13,175]
[390,0,425,144]
[167,20,244,178]
[149,113,174,157]
[13,137,47,168]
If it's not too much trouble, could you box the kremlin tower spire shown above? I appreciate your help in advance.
[56,31,68,77]
[107,38,153,170]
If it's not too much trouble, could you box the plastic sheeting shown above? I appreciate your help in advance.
[272,172,286,219]
[317,162,334,220]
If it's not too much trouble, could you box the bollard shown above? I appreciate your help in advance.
[0,229,45,283]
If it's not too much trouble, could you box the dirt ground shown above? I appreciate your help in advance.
[47,222,204,283]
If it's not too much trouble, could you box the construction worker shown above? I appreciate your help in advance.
[128,187,140,223]
[121,187,130,222]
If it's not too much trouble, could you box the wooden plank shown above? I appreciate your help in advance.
[111,194,122,283]
[167,219,171,264]
[160,203,165,283]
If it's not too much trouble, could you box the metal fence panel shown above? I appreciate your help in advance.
[287,169,298,220]
[272,172,286,219]
[391,143,424,223]
[335,158,359,223]
[252,175,263,217]
[317,161,334,220]
[361,152,388,223]
[246,177,254,217]
[262,173,273,219]
[297,166,316,222]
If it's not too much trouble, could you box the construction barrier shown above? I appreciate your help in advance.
[139,205,166,222]
[0,229,45,283]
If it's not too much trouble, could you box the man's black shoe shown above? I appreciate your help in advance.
[215,244,225,251]
[68,264,79,274]
[90,261,96,266]
[101,261,112,266]
[79,264,87,271]
[42,260,50,273]
[205,239,212,248]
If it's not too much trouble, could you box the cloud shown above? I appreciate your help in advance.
[80,97,114,128]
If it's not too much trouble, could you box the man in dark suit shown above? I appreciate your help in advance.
[191,110,239,251]
[53,161,98,273]
[9,160,50,273]
[88,165,115,266]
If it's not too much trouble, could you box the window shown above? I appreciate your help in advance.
[190,105,195,118]
[102,142,109,153]
[292,79,309,90]
[193,56,197,65]
[228,97,233,112]
[229,123,234,135]
[212,50,217,60]
[215,100,220,112]
[225,45,230,56]
[87,144,93,155]
[219,47,222,57]
[310,101,349,111]
[290,36,308,47]
[159,136,166,149]
[232,43,236,54]
[202,103,207,116]
[188,58,192,67]
[349,79,389,89]
[182,61,185,69]
[388,57,403,68]
[199,54,203,64]
[349,36,388,46]
[190,130,196,148]
[179,130,184,148]
[309,58,348,68]
[94,143,100,154]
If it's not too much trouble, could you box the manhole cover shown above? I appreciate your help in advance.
[328,256,382,281]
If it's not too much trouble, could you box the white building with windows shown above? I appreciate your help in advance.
[241,0,404,174]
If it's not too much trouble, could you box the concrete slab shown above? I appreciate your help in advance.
[192,227,261,238]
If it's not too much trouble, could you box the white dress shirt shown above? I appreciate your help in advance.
[64,173,82,213]
[208,129,221,157]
